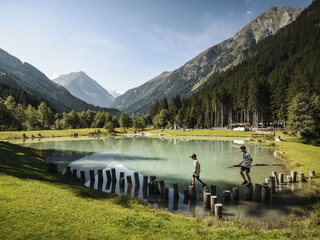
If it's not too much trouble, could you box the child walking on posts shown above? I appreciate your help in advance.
[239,145,253,185]
[190,153,207,189]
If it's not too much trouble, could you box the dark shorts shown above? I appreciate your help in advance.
[240,166,250,173]
[192,174,200,179]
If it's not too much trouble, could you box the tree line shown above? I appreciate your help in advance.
[0,95,149,133]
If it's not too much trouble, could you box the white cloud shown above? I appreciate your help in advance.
[246,10,254,16]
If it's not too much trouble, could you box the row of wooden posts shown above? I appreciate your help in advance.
[60,166,225,218]
[266,170,316,194]
[49,162,316,219]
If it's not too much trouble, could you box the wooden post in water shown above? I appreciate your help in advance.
[232,187,239,201]
[214,203,223,219]
[162,187,169,199]
[150,176,156,183]
[143,176,148,188]
[286,175,293,183]
[265,178,269,184]
[154,180,160,194]
[262,184,270,200]
[272,171,279,185]
[143,188,148,199]
[120,178,125,190]
[203,188,210,205]
[157,180,165,195]
[253,184,262,201]
[111,168,117,182]
[204,192,211,208]
[269,176,276,194]
[153,180,160,194]
[291,171,297,182]
[120,172,125,180]
[298,172,306,182]
[106,169,111,181]
[210,185,217,196]
[189,185,196,200]
[147,182,154,194]
[72,169,78,179]
[134,172,140,187]
[97,169,103,182]
[80,170,85,183]
[223,190,231,201]
[105,180,111,190]
[126,176,132,186]
[278,173,284,183]
[210,196,218,213]
[245,185,253,200]
[173,198,178,210]
[173,183,179,199]
[183,189,190,199]
[89,170,95,183]
[309,170,316,177]
[66,166,72,174]
[134,185,139,198]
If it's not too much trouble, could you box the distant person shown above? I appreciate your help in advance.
[239,145,253,185]
[190,153,207,189]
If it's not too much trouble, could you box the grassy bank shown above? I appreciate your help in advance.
[0,128,268,141]
[0,128,109,141]
[0,130,320,239]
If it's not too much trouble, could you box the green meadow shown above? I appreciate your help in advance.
[0,129,319,239]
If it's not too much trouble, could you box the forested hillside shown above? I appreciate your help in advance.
[112,7,301,115]
[149,0,320,144]
[0,72,42,107]
[0,49,116,113]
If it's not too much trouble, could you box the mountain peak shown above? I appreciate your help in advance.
[234,6,302,44]
[52,71,114,108]
[112,6,303,115]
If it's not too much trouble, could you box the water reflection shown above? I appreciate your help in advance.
[19,136,313,225]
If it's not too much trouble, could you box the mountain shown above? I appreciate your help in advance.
[0,72,42,107]
[108,89,122,99]
[169,0,320,129]
[52,72,114,108]
[0,48,118,113]
[111,6,302,115]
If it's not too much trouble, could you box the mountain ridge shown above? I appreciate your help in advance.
[0,48,116,113]
[111,6,302,115]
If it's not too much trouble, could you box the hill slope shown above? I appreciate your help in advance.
[111,7,302,115]
[0,49,107,112]
[169,0,320,130]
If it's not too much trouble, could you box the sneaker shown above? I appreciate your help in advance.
[241,180,248,185]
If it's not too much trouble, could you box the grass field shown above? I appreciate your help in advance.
[0,129,320,239]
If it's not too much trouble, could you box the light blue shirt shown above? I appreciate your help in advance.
[241,152,253,167]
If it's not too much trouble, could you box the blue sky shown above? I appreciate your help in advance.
[0,0,312,93]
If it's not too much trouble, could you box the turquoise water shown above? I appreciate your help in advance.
[19,136,310,224]
[21,137,284,185]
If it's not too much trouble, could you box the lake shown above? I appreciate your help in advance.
[18,136,311,225]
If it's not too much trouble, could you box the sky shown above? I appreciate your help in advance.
[0,0,313,94]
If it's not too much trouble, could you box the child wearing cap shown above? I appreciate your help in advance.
[190,153,207,188]
[238,145,253,185]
